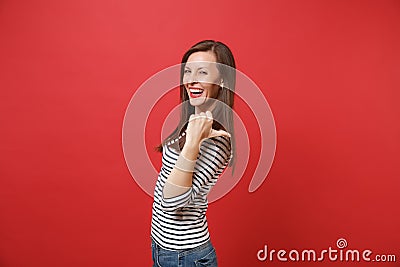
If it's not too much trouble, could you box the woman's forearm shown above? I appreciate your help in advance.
[165,143,200,187]
[164,111,211,189]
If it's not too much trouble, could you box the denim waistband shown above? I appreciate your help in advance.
[151,237,213,256]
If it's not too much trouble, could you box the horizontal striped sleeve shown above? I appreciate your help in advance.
[160,186,192,211]
[151,134,232,250]
[189,136,231,202]
[160,136,231,211]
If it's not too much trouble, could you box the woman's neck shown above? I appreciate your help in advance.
[194,100,217,114]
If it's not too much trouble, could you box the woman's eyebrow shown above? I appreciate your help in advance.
[185,66,208,70]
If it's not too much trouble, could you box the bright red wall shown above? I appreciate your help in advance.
[1,0,399,266]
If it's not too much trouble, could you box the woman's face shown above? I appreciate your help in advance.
[183,51,221,110]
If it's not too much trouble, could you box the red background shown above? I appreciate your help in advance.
[1,0,399,266]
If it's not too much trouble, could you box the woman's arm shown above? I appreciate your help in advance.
[164,111,212,188]
[160,111,231,210]
[164,141,199,187]
[161,135,231,211]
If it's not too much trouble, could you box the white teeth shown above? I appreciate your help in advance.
[190,88,204,93]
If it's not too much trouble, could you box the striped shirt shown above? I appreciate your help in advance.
[151,135,232,250]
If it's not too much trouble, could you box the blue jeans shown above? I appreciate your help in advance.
[151,239,218,267]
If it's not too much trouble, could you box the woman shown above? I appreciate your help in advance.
[151,40,236,266]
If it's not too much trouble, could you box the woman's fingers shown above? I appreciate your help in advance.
[188,114,196,122]
[199,112,207,120]
[189,112,213,123]
[209,129,231,138]
[205,111,213,121]
[187,112,230,145]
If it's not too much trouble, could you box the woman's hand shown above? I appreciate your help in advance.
[167,111,231,187]
[184,111,231,153]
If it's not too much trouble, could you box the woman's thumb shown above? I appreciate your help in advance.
[209,129,231,138]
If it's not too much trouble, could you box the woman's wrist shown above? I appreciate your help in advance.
[181,142,200,160]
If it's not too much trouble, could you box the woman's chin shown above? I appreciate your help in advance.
[189,97,207,106]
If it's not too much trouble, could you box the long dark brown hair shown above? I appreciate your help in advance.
[156,40,236,168]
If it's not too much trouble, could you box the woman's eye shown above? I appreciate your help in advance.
[184,69,191,74]
[199,70,208,75]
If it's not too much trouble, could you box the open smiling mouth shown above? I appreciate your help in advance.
[189,88,204,98]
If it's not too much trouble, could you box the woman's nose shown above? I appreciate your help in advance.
[187,74,198,84]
